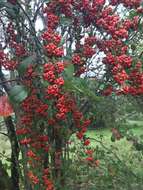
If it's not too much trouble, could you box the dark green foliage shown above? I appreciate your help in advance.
[9,85,28,103]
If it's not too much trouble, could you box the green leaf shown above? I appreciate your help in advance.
[0,2,17,18]
[0,1,5,8]
[6,8,16,18]
[64,77,100,102]
[9,85,28,103]
[64,64,74,79]
[128,10,138,19]
[43,0,51,2]
[63,55,72,61]
[111,135,116,142]
[59,38,65,46]
[18,55,35,74]
[138,23,143,32]
[60,17,72,26]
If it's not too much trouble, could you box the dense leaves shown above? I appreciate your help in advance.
[9,85,28,103]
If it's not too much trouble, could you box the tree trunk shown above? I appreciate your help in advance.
[4,116,20,190]
[53,127,65,189]
[0,160,12,190]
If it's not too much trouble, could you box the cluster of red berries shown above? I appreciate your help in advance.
[0,22,27,70]
[9,0,142,189]
[7,22,26,57]
[42,29,63,57]
[0,50,18,70]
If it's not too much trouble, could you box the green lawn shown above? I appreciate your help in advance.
[85,120,143,180]
[86,119,143,156]
[86,119,143,143]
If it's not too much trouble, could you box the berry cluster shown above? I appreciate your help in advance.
[0,22,27,70]
[4,0,142,189]
[0,50,18,70]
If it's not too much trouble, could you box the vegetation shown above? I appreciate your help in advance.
[0,0,143,190]
[1,119,143,189]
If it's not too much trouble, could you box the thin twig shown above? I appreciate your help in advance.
[0,132,8,137]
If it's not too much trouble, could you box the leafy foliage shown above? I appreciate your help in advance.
[9,85,28,103]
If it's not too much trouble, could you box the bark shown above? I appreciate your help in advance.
[0,160,12,190]
[4,116,20,190]
[0,67,32,190]
[53,127,65,188]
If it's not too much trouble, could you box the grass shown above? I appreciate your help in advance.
[85,120,143,181]
[86,119,143,144]
[127,120,143,135]
[86,119,143,153]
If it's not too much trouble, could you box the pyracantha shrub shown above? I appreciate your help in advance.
[0,0,143,189]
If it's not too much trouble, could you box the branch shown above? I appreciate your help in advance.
[33,0,44,23]
[16,2,43,51]
[139,51,143,59]
[0,78,20,86]
[0,67,11,93]
[0,132,8,137]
